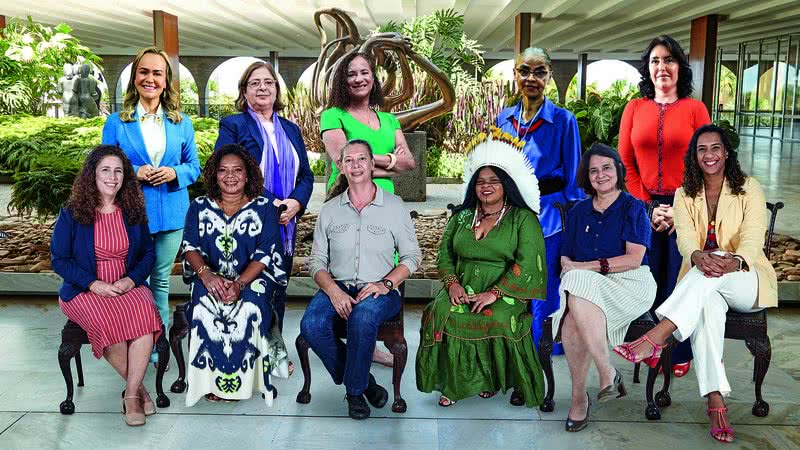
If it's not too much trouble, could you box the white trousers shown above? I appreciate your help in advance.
[655,263,761,398]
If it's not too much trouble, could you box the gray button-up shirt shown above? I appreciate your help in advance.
[310,186,421,286]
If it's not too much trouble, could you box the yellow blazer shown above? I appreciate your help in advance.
[673,177,777,308]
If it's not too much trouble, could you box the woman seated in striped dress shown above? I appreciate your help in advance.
[549,143,657,432]
[51,145,163,427]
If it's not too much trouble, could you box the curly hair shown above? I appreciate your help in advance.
[637,35,694,99]
[327,52,384,109]
[682,124,748,198]
[203,144,264,201]
[119,47,183,123]
[234,61,284,113]
[576,143,627,196]
[67,145,147,225]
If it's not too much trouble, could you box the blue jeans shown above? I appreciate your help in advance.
[649,195,692,364]
[149,229,183,362]
[532,231,564,355]
[300,282,401,395]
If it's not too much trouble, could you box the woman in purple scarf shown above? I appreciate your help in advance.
[215,61,315,333]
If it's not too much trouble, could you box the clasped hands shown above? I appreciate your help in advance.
[692,250,740,278]
[137,165,177,186]
[200,271,242,304]
[89,277,135,297]
[447,283,497,313]
[330,282,390,319]
[651,205,675,234]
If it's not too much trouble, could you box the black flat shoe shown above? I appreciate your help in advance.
[565,393,591,432]
[597,368,627,403]
[364,374,388,409]
[346,394,371,420]
[509,389,524,406]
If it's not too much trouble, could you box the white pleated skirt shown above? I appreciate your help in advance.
[550,266,657,347]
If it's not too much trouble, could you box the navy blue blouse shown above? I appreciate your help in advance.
[561,191,651,265]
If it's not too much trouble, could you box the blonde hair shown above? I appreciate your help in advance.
[119,47,182,123]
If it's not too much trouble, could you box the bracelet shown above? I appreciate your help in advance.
[442,274,459,289]
[490,285,504,301]
[385,152,397,170]
[196,265,210,275]
[598,258,610,275]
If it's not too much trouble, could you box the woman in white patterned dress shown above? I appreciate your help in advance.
[181,144,289,406]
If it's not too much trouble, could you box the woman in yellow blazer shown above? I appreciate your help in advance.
[612,124,777,444]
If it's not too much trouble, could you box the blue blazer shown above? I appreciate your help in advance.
[215,113,314,215]
[102,112,201,234]
[51,207,155,301]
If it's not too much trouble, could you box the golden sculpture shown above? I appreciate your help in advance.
[311,8,456,131]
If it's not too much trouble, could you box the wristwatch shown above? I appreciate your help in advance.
[381,278,394,290]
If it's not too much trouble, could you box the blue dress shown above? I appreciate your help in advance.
[496,98,584,354]
[181,196,289,406]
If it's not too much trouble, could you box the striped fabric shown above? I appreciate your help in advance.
[550,266,657,347]
[59,209,162,358]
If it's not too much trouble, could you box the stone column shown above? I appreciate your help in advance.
[153,10,180,101]
[577,53,588,101]
[99,55,135,113]
[394,131,427,202]
[690,14,719,114]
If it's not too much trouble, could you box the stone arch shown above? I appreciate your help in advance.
[485,59,560,102]
[563,60,640,104]
[205,57,288,117]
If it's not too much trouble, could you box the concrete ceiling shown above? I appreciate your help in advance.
[3,0,800,59]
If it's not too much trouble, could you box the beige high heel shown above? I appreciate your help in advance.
[139,386,156,416]
[122,395,146,426]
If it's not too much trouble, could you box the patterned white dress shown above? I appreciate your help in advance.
[181,196,289,406]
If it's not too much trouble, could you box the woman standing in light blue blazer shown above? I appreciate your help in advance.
[102,47,201,366]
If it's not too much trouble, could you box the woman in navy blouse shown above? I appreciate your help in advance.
[548,144,657,432]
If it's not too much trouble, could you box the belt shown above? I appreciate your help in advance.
[539,177,566,196]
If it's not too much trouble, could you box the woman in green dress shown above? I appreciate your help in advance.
[416,130,547,407]
[321,51,416,194]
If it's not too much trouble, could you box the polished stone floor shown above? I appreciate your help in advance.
[0,298,798,450]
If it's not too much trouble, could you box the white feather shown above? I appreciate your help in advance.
[462,139,541,213]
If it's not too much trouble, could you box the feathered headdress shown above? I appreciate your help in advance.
[462,127,540,213]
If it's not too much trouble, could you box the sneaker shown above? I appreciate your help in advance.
[346,394,370,420]
[364,374,388,408]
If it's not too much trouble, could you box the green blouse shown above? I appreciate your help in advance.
[320,107,401,193]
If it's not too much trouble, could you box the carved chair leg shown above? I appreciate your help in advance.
[154,328,171,408]
[747,336,771,417]
[58,342,82,414]
[75,351,85,387]
[388,337,408,413]
[644,356,663,420]
[538,318,555,413]
[169,322,189,393]
[655,342,672,408]
[295,334,312,404]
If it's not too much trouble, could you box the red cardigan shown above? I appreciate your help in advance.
[618,97,711,201]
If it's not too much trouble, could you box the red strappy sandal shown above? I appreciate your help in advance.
[707,406,735,443]
[613,335,663,368]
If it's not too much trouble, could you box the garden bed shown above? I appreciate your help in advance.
[2,212,800,282]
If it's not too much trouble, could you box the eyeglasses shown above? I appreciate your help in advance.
[247,79,276,89]
[516,67,550,80]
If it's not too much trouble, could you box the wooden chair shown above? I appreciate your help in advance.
[294,211,418,414]
[652,201,783,417]
[538,201,673,420]
[58,321,170,414]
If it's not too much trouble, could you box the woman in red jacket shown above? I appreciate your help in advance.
[618,35,711,374]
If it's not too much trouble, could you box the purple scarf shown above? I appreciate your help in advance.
[247,107,297,256]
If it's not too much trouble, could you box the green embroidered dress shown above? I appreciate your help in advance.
[416,207,547,407]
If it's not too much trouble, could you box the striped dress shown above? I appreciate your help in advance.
[59,209,162,358]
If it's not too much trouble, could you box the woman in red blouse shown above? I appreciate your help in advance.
[618,35,711,375]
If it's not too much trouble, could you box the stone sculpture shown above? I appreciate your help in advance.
[56,63,79,117]
[73,64,99,118]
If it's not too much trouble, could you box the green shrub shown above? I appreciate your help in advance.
[310,157,326,176]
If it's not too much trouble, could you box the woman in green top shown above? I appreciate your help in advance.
[416,131,546,408]
[321,52,416,194]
